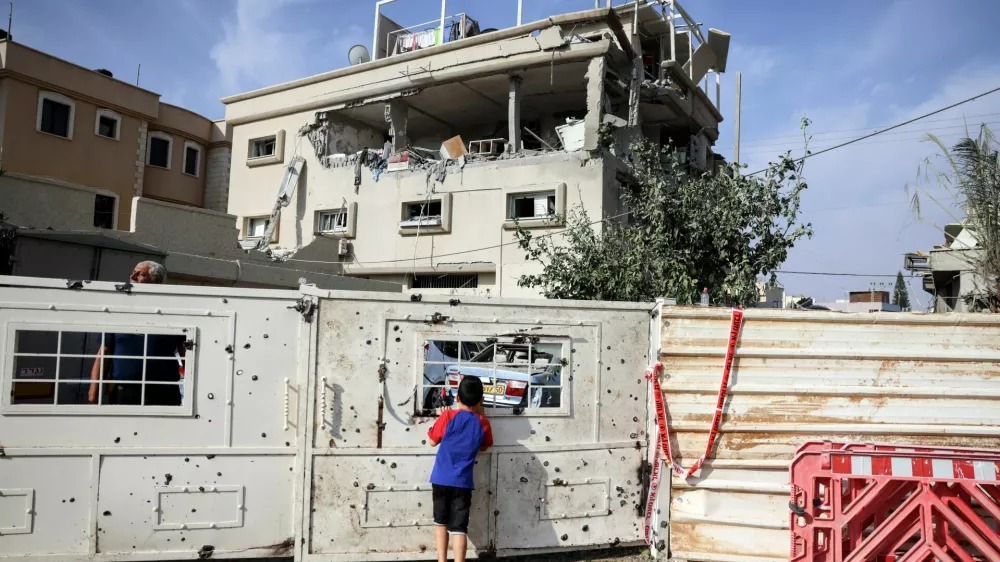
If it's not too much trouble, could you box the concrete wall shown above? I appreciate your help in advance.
[12,236,162,282]
[141,131,207,207]
[1,172,119,230]
[1,78,142,228]
[225,100,609,298]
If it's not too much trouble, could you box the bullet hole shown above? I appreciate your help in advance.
[133,432,138,436]
[545,436,551,442]
[217,472,222,477]
[390,463,397,469]
[70,498,75,502]
[656,539,666,551]
[196,414,201,419]
[422,440,426,445]
[379,459,386,465]
[621,359,625,364]
[225,345,234,353]
[114,437,121,443]
[355,429,360,433]
[632,416,638,422]
[366,340,372,345]
[366,483,375,490]
[607,346,611,350]
[185,458,190,462]
[261,433,267,438]
[405,428,410,432]
[243,343,251,349]
[181,538,186,542]
[418,503,422,507]
[659,521,668,529]
[607,389,611,394]
[62,499,65,503]
[263,334,269,339]
[206,455,215,460]
[198,487,205,492]
[607,366,611,371]
[349,504,356,509]
[555,467,561,473]
[519,477,529,483]
[350,406,355,410]
[207,393,215,400]
[583,461,588,466]
[285,441,290,447]
[560,534,568,541]
[165,474,173,485]
[612,537,622,547]
[251,375,258,381]
[222,299,228,304]
[393,325,399,331]
[395,337,401,343]
[103,511,112,516]
[236,370,243,376]
[543,461,549,466]
[356,311,360,315]
[530,430,536,435]
[630,433,638,439]
[419,545,427,553]
[582,525,589,532]
[191,509,197,513]
[353,482,359,488]
[359,326,363,330]
[553,478,566,486]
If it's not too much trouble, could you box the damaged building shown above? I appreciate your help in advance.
[221,0,730,297]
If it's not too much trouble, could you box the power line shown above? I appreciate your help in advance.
[736,129,972,157]
[776,270,899,278]
[739,119,1000,150]
[738,111,1000,144]
[745,84,1000,176]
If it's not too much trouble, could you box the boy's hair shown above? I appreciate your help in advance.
[457,376,484,406]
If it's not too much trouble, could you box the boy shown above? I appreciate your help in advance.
[427,376,493,562]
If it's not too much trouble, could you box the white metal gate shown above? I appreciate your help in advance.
[298,288,658,560]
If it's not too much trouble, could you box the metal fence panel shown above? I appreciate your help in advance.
[660,307,1000,562]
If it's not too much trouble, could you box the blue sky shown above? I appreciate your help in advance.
[15,0,1000,304]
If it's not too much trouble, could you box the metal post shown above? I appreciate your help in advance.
[517,0,523,25]
[669,0,676,65]
[733,71,742,165]
[7,2,11,40]
[687,30,693,80]
[136,64,141,87]
[439,0,447,43]
[715,71,720,109]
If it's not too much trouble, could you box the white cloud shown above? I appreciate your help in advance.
[728,44,778,82]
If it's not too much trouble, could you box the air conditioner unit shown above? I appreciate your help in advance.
[337,238,351,256]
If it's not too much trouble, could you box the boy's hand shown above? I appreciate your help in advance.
[473,402,486,416]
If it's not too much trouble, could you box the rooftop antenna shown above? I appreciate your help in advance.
[347,44,371,66]
[7,1,12,40]
[136,63,141,87]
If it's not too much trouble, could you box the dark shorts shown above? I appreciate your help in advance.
[432,484,472,535]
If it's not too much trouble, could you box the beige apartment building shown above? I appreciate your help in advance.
[222,1,729,297]
[0,36,396,291]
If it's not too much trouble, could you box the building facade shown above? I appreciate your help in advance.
[221,2,730,297]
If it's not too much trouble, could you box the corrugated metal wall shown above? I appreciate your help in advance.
[660,307,1000,562]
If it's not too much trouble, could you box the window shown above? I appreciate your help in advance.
[246,130,285,167]
[508,192,556,220]
[419,338,567,415]
[399,193,452,235]
[503,183,566,229]
[95,109,121,140]
[412,274,479,289]
[250,137,275,158]
[243,217,271,238]
[317,210,348,233]
[93,194,116,229]
[147,131,173,169]
[36,91,76,139]
[183,142,201,177]
[4,325,194,414]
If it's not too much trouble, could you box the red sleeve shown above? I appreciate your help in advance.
[428,409,455,445]
[479,416,493,451]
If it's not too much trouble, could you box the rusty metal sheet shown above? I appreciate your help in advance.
[660,307,1000,562]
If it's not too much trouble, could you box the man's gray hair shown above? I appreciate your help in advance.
[139,261,168,284]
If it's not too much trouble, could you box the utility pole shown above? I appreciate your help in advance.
[733,71,742,166]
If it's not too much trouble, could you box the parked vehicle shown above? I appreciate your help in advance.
[422,340,486,409]
[442,343,562,409]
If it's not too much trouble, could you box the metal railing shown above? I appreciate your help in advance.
[385,13,469,57]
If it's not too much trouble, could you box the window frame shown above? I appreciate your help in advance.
[502,183,566,229]
[36,91,76,140]
[93,193,118,230]
[243,215,278,243]
[315,202,357,238]
[94,108,121,141]
[1,322,196,416]
[246,130,286,167]
[146,131,173,170]
[183,141,202,178]
[398,193,452,235]
[417,335,571,418]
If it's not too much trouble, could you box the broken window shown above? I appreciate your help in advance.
[400,200,443,227]
[317,210,348,234]
[250,136,276,158]
[420,338,567,414]
[6,325,193,413]
[245,216,271,239]
[93,195,115,229]
[508,192,556,220]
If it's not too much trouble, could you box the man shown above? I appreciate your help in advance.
[88,261,185,406]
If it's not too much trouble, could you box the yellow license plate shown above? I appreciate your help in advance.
[483,384,506,395]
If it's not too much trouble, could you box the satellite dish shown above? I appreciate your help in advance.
[348,45,371,66]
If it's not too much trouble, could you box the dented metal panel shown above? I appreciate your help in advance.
[0,279,305,561]
[303,291,656,560]
[660,307,1000,562]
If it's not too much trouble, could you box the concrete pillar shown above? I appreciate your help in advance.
[203,146,232,213]
[133,121,148,197]
[508,75,523,153]
[385,100,408,155]
[583,57,606,151]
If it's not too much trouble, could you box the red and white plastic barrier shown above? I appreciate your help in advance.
[643,307,744,546]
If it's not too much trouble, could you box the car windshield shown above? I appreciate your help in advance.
[468,343,556,370]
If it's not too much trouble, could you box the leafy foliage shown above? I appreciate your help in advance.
[514,122,813,305]
[909,125,1000,311]
[892,271,911,310]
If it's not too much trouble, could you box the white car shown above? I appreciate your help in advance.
[439,343,562,410]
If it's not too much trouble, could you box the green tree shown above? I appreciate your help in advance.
[514,122,813,305]
[908,124,1000,311]
[892,271,911,310]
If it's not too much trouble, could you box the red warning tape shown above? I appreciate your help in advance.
[643,308,744,546]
